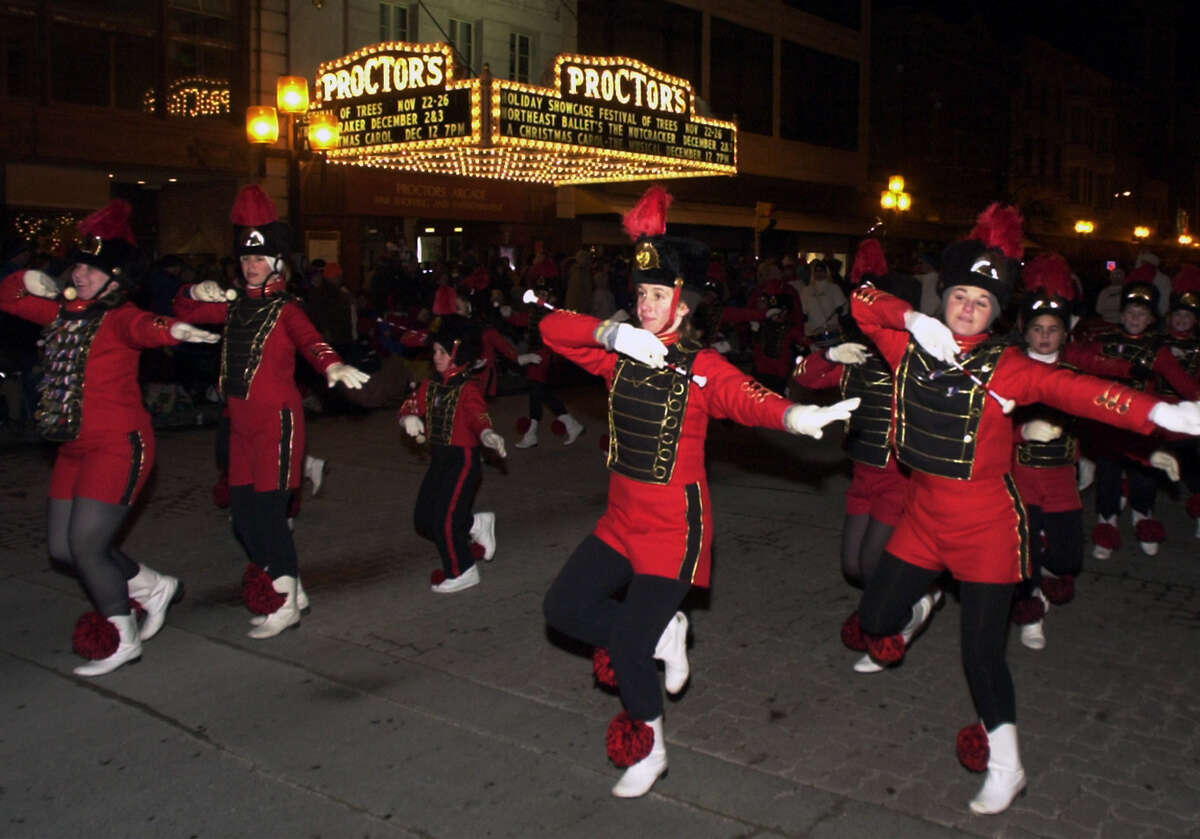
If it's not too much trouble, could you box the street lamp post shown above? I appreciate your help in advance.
[276,76,309,251]
[881,175,912,214]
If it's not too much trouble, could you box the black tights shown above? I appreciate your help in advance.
[528,380,567,422]
[230,485,298,578]
[841,513,894,586]
[543,535,690,721]
[860,552,1016,729]
[46,498,138,617]
[1019,506,1083,599]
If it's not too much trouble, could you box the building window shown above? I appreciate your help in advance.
[577,1,701,91]
[449,18,473,70]
[380,2,408,41]
[781,0,860,30]
[710,18,773,136]
[1068,166,1082,203]
[509,32,531,82]
[779,39,858,149]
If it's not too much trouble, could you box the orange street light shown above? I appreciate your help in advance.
[276,76,309,114]
[306,111,341,152]
[1133,225,1150,240]
[1074,219,1095,235]
[245,106,279,144]
[881,175,911,213]
[1180,234,1194,246]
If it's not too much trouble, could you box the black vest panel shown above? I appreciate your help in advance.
[895,341,1006,479]
[841,352,894,468]
[425,373,466,446]
[222,296,288,399]
[1096,330,1161,391]
[36,310,106,441]
[607,342,699,485]
[1159,335,1200,398]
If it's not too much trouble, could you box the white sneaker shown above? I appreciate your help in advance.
[469,512,496,561]
[304,456,326,495]
[558,413,585,445]
[1019,620,1045,650]
[432,564,480,593]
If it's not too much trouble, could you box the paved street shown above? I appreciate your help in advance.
[1,387,1199,839]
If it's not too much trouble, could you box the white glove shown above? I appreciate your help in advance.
[1021,420,1062,442]
[712,339,732,354]
[749,321,761,333]
[1170,345,1187,359]
[517,353,543,366]
[22,270,58,298]
[764,307,782,320]
[400,414,426,443]
[610,308,630,323]
[499,305,513,319]
[826,342,868,365]
[598,322,667,367]
[783,397,861,439]
[471,358,488,371]
[903,310,960,364]
[480,428,507,458]
[325,362,370,390]
[1149,401,1200,435]
[190,280,228,303]
[169,322,221,344]
[1149,449,1181,482]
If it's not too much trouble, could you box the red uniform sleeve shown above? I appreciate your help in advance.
[719,305,763,325]
[538,310,617,381]
[0,270,59,326]
[398,380,428,419]
[1061,341,1134,378]
[793,351,844,389]
[850,285,914,370]
[172,284,228,324]
[506,309,532,328]
[483,327,518,362]
[694,350,791,428]
[111,306,181,349]
[991,348,1158,434]
[281,303,343,375]
[460,380,493,438]
[1152,346,1199,400]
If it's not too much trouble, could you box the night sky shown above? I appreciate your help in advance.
[874,0,1199,86]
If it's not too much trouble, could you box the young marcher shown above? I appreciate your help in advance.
[851,204,1200,815]
[0,200,220,675]
[398,313,506,593]
[174,185,369,637]
[540,186,858,798]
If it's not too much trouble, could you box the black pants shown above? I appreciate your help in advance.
[543,534,690,721]
[46,497,139,617]
[414,444,480,578]
[528,380,566,423]
[1019,506,1083,598]
[860,552,1016,729]
[1095,455,1157,518]
[230,485,298,579]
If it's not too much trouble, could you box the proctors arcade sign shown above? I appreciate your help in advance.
[313,42,736,185]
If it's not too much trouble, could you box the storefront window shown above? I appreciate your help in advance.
[1,12,38,99]
[709,18,772,136]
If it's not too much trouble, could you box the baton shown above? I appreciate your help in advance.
[929,358,1014,414]
[521,290,707,387]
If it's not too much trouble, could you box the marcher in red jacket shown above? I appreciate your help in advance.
[173,186,369,638]
[398,314,507,592]
[852,204,1200,816]
[540,187,858,799]
[0,200,219,676]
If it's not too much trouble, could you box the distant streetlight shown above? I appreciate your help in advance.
[1074,219,1095,235]
[1133,225,1150,240]
[1180,234,1194,246]
[881,175,911,213]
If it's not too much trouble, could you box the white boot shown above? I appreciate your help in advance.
[247,576,300,639]
[126,564,180,641]
[612,717,667,798]
[431,563,480,593]
[1077,457,1095,491]
[558,413,585,445]
[854,590,940,673]
[969,723,1026,815]
[653,612,689,694]
[515,419,539,449]
[304,456,326,495]
[74,614,142,677]
[470,512,497,560]
[1019,590,1048,650]
[1195,518,1200,539]
[1132,509,1159,556]
[1092,513,1118,560]
[250,577,308,626]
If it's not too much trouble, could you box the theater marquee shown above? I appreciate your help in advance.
[312,43,737,185]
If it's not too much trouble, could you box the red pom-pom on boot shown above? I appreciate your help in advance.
[73,612,118,660]
[1040,573,1075,605]
[592,647,618,688]
[841,610,867,651]
[608,714,666,798]
[242,564,286,614]
[956,722,989,772]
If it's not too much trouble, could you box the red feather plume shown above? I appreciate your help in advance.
[622,185,672,241]
[1125,264,1157,287]
[969,203,1024,258]
[231,185,279,226]
[850,239,888,286]
[1172,264,1200,296]
[1022,253,1076,301]
[78,199,136,245]
[432,285,458,316]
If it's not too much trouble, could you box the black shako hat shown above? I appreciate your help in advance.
[427,313,481,366]
[938,203,1025,308]
[623,185,708,308]
[70,199,138,282]
[232,185,291,259]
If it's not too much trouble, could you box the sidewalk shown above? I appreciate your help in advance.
[1,388,1198,838]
